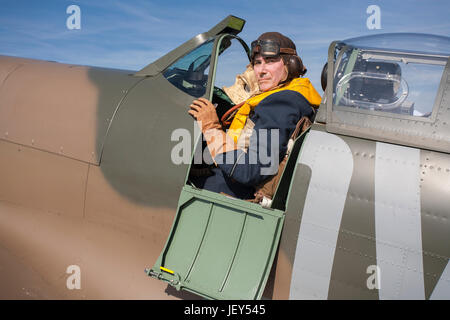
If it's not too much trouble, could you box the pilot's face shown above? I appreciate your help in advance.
[253,54,287,92]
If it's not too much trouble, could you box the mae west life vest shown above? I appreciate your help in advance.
[227,77,322,143]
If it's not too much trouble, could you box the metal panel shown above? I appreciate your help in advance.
[83,164,176,242]
[272,163,312,299]
[0,139,88,219]
[420,149,450,298]
[430,261,450,299]
[328,136,378,300]
[0,56,28,86]
[290,130,353,299]
[374,142,424,299]
[0,199,183,299]
[99,74,196,208]
[0,56,140,164]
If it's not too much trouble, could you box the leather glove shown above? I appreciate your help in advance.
[188,98,221,132]
[188,98,236,159]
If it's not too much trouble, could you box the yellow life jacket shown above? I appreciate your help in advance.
[227,77,322,143]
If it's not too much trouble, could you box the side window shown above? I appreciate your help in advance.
[163,39,215,98]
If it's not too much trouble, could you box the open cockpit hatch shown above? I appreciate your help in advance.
[146,125,310,299]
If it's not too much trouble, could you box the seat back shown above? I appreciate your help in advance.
[270,121,311,211]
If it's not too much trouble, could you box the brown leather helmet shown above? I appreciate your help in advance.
[251,32,307,80]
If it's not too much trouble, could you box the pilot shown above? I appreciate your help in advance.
[188,32,322,200]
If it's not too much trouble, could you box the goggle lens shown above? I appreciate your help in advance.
[251,40,280,58]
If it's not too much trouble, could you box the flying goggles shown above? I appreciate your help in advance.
[251,39,297,59]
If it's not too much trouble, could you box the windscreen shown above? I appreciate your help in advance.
[162,39,215,97]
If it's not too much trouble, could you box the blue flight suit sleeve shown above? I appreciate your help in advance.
[214,90,314,186]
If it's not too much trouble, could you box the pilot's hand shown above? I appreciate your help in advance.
[188,98,221,132]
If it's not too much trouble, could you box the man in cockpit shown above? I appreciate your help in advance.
[188,32,321,200]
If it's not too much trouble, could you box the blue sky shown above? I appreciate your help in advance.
[1,0,449,90]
